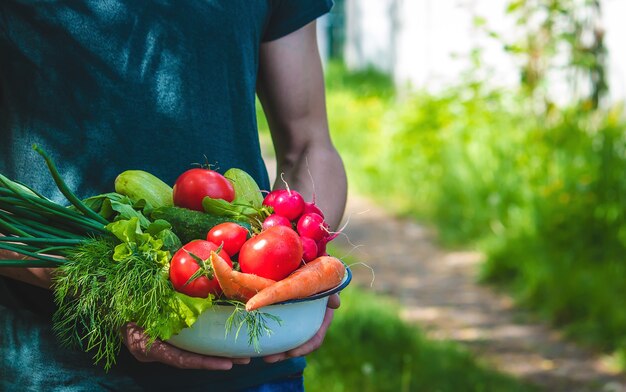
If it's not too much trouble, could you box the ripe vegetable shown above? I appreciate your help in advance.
[173,168,235,211]
[316,238,329,257]
[262,191,277,207]
[224,168,264,208]
[114,170,173,208]
[238,226,303,281]
[207,222,249,256]
[262,214,292,231]
[246,256,346,311]
[263,189,304,221]
[210,251,276,301]
[169,240,232,298]
[303,201,324,219]
[300,236,318,262]
[296,213,328,242]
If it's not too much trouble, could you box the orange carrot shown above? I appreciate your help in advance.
[245,256,346,311]
[210,251,276,301]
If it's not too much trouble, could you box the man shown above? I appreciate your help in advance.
[0,1,347,390]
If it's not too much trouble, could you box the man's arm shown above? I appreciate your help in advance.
[257,21,346,362]
[257,21,347,230]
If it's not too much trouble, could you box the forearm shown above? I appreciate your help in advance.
[258,22,347,229]
[273,138,347,231]
[0,248,54,289]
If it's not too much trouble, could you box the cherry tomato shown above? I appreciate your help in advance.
[207,222,249,257]
[238,226,303,281]
[173,168,235,211]
[169,240,232,298]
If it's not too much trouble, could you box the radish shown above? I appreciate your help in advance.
[296,213,328,242]
[316,237,329,257]
[262,191,278,207]
[262,214,292,231]
[264,189,305,221]
[303,201,325,219]
[301,236,318,262]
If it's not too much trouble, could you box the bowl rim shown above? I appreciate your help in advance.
[213,264,353,307]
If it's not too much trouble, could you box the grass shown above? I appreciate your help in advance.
[304,285,537,392]
[313,61,626,364]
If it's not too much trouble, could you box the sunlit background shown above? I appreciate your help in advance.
[258,1,626,391]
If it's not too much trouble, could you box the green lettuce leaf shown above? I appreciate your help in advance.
[145,292,214,341]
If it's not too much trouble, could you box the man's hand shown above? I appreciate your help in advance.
[121,322,251,370]
[263,293,340,363]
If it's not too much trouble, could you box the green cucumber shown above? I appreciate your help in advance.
[150,206,250,244]
[224,168,264,208]
[115,170,173,208]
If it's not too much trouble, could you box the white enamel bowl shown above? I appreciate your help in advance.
[167,266,352,358]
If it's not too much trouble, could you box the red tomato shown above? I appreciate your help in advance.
[169,240,232,298]
[238,226,303,281]
[173,168,235,211]
[207,222,249,257]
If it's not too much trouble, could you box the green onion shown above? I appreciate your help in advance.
[0,237,83,245]
[0,242,66,264]
[0,181,105,233]
[0,259,64,267]
[33,145,109,226]
[0,147,113,268]
[0,215,32,237]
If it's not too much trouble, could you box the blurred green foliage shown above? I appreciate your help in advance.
[305,285,536,392]
[321,61,626,361]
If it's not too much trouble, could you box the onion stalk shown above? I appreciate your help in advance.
[0,145,110,267]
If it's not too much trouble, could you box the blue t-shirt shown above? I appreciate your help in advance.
[0,1,332,390]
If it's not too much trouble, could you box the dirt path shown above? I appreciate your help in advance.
[331,193,626,392]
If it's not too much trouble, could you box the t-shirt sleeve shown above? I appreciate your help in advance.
[263,0,333,42]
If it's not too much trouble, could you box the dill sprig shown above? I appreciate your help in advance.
[224,301,283,353]
[52,237,175,370]
[52,238,125,368]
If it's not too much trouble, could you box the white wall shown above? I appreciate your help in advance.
[343,0,626,104]
[604,0,626,103]
[345,0,397,73]
[393,0,519,91]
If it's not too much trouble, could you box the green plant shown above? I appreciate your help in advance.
[309,62,626,363]
[305,286,536,392]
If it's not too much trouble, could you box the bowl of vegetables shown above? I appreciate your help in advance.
[163,173,352,357]
[166,264,351,357]
[0,146,352,368]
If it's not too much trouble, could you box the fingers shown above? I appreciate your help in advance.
[122,323,250,370]
[327,293,340,309]
[263,306,335,363]
[232,357,252,365]
[139,339,235,370]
